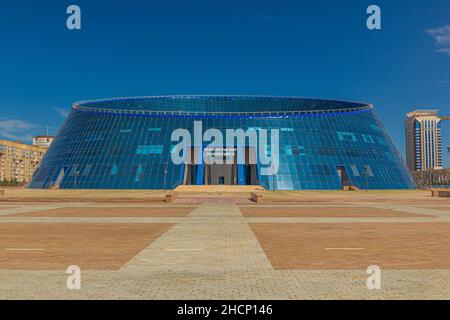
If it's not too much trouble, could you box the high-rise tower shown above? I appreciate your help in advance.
[405,110,442,172]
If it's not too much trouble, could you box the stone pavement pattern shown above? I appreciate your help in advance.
[0,191,450,299]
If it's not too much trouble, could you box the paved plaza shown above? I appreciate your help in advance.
[0,189,450,299]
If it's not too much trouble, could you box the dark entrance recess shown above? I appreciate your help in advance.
[183,146,259,186]
[184,147,200,185]
[243,146,259,185]
[204,147,238,185]
[336,166,350,188]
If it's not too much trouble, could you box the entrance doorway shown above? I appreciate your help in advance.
[184,147,201,185]
[336,166,350,188]
[203,147,238,185]
[242,146,259,185]
[53,166,68,188]
[183,146,259,186]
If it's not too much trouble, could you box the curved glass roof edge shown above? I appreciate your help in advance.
[72,95,373,118]
[71,106,372,119]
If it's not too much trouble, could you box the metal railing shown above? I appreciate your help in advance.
[72,104,373,119]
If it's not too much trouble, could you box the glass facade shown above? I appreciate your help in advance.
[29,96,416,190]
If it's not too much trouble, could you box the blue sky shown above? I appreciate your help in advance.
[0,0,449,166]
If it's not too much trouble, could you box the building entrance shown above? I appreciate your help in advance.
[336,166,350,188]
[183,146,259,186]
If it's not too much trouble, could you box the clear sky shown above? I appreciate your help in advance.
[0,0,449,166]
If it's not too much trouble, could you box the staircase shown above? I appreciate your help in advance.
[174,185,266,193]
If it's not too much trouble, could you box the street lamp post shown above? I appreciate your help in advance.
[74,170,79,191]
[364,164,369,192]
[163,162,168,191]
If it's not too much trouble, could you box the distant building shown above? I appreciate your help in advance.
[411,168,450,188]
[33,135,54,148]
[405,110,442,172]
[0,140,47,184]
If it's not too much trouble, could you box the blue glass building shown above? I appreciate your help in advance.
[29,96,415,190]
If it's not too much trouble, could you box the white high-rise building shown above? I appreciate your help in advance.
[405,110,442,172]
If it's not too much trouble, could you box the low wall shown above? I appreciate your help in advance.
[251,192,264,203]
[164,192,178,203]
[432,190,450,198]
[0,189,168,203]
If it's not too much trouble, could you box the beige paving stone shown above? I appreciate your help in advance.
[2,269,450,299]
[123,203,273,273]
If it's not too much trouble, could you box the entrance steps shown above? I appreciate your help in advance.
[343,185,360,191]
[173,185,266,193]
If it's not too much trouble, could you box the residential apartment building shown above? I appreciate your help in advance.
[0,140,47,184]
[33,135,54,148]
